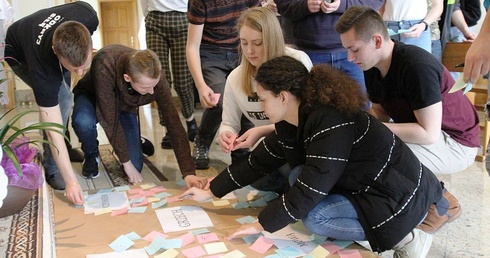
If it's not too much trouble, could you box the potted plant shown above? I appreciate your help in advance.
[0,108,66,217]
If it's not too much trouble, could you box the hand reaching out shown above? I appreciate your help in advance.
[226,222,264,240]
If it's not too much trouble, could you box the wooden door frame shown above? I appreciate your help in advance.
[98,0,139,48]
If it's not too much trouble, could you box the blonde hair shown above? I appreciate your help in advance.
[124,49,162,81]
[236,7,286,96]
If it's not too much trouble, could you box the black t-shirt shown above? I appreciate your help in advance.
[364,41,480,147]
[5,1,98,107]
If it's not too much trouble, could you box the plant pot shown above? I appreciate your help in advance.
[0,185,35,218]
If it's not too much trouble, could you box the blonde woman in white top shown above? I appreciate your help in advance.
[219,7,312,155]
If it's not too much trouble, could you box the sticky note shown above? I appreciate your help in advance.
[182,245,207,258]
[204,242,228,255]
[108,235,134,252]
[249,236,274,254]
[309,245,330,258]
[197,232,220,244]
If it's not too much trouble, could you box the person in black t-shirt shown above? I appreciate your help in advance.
[5,1,98,205]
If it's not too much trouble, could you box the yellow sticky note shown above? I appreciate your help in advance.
[154,248,179,258]
[147,197,161,203]
[204,242,228,255]
[94,207,112,216]
[309,245,330,258]
[212,200,230,207]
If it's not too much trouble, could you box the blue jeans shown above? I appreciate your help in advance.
[72,93,144,172]
[304,50,366,92]
[9,63,72,176]
[386,20,431,53]
[288,165,366,240]
[431,39,442,61]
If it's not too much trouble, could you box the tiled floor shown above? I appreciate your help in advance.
[2,103,490,257]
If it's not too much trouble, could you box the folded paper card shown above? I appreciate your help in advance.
[449,73,473,94]
[155,206,214,233]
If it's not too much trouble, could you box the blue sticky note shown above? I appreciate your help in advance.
[250,198,268,207]
[191,228,211,235]
[114,185,131,192]
[128,207,147,213]
[242,233,262,244]
[97,188,114,194]
[236,215,257,225]
[108,235,134,252]
[154,192,172,199]
[332,239,354,248]
[151,199,167,209]
[463,81,473,94]
[125,231,142,240]
[276,246,303,257]
[233,202,250,209]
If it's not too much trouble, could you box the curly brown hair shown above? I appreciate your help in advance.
[256,56,367,115]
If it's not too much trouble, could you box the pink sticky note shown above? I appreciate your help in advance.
[178,232,196,247]
[197,232,220,244]
[143,231,168,242]
[338,249,362,258]
[250,236,274,254]
[111,207,128,216]
[322,243,341,254]
[211,93,221,105]
[140,190,155,197]
[128,194,143,200]
[149,186,167,193]
[166,196,182,203]
[228,134,238,149]
[182,245,207,258]
[128,189,141,195]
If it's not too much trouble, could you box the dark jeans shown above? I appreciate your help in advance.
[72,93,144,171]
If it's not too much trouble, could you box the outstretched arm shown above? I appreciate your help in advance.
[39,105,83,205]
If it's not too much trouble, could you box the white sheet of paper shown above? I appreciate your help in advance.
[84,192,129,214]
[155,206,213,233]
[86,248,149,258]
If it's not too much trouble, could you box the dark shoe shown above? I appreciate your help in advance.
[82,155,100,179]
[68,147,84,162]
[46,173,66,190]
[141,137,155,156]
[193,136,210,169]
[186,119,198,142]
[161,135,172,149]
[417,187,462,234]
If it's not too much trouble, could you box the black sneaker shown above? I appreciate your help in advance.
[82,155,100,179]
[186,119,198,142]
[161,135,172,149]
[193,136,210,169]
[46,172,66,190]
[141,137,155,156]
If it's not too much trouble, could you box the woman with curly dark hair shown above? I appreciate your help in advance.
[181,56,442,257]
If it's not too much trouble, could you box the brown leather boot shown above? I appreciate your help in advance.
[417,188,462,234]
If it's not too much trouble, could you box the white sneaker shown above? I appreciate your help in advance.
[393,229,432,258]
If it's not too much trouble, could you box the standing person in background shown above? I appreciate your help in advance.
[71,45,206,189]
[429,0,476,61]
[186,0,260,170]
[4,2,98,205]
[140,0,198,150]
[380,0,443,53]
[449,0,480,42]
[275,0,384,91]
[463,0,490,176]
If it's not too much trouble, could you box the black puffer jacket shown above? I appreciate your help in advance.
[210,105,441,252]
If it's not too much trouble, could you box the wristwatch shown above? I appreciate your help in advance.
[420,21,429,31]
